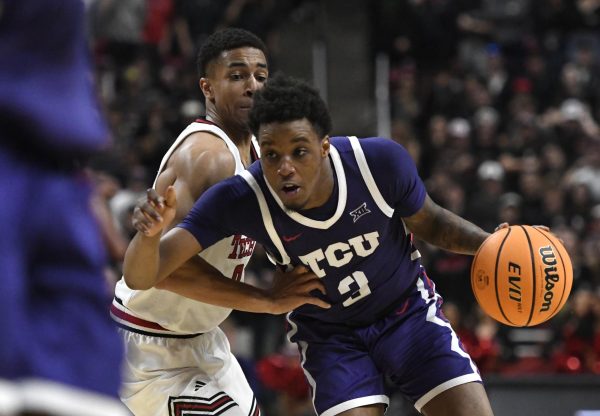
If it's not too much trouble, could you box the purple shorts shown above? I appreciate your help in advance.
[287,273,481,415]
[0,149,123,398]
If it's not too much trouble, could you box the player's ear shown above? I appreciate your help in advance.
[321,135,330,157]
[199,78,214,101]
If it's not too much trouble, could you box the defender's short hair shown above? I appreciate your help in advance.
[196,28,267,77]
[249,74,332,138]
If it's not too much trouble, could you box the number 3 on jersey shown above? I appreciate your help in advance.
[338,271,371,307]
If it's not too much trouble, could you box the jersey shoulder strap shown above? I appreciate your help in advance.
[347,136,394,218]
[153,122,245,187]
[239,170,291,266]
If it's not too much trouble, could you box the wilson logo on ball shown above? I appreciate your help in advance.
[539,245,559,312]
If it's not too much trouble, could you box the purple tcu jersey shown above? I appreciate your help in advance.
[183,137,482,415]
[181,136,427,326]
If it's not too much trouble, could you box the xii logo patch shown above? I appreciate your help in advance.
[349,202,371,223]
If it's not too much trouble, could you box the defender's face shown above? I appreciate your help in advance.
[259,119,331,211]
[202,47,268,128]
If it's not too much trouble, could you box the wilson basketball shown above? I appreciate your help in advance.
[471,225,573,327]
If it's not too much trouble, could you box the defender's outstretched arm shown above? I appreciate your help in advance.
[123,186,203,290]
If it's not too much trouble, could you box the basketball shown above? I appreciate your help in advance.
[471,225,573,327]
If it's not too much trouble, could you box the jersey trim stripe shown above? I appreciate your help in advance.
[250,136,260,161]
[168,392,237,416]
[0,379,21,414]
[262,145,348,229]
[401,221,422,261]
[413,276,481,411]
[153,121,251,188]
[18,379,130,416]
[248,395,260,416]
[285,316,319,414]
[110,298,203,338]
[348,136,394,218]
[321,395,389,416]
[414,374,481,412]
[239,170,290,265]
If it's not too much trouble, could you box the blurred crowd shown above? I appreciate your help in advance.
[374,0,600,378]
[83,1,600,415]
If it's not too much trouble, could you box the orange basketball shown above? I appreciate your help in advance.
[471,225,573,327]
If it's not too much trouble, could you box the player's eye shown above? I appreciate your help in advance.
[295,148,308,157]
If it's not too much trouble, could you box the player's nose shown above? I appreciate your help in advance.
[245,76,260,96]
[277,158,295,177]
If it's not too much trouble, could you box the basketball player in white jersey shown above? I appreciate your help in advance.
[112,29,329,416]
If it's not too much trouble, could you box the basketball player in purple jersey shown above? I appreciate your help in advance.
[0,0,128,414]
[124,74,496,415]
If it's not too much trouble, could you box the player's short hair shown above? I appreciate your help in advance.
[249,74,332,138]
[196,28,268,77]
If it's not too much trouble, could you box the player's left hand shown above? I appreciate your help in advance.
[494,222,509,232]
[267,265,331,314]
[494,223,550,233]
[132,186,177,237]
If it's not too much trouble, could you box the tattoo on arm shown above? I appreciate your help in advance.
[405,195,490,255]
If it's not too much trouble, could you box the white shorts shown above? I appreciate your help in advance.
[119,327,260,416]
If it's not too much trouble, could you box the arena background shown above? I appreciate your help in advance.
[85,1,600,415]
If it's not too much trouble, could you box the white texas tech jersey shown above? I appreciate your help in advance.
[113,120,259,335]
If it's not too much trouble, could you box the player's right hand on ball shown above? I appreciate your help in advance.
[267,265,330,314]
[132,186,177,237]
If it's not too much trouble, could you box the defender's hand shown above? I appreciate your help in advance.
[267,265,330,314]
[494,223,550,233]
[132,186,177,237]
[493,223,561,245]
[494,222,509,232]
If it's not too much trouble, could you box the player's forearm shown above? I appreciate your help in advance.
[424,208,490,255]
[406,195,490,255]
[122,232,163,290]
[156,273,277,313]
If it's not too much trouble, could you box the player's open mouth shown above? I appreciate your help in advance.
[281,184,300,195]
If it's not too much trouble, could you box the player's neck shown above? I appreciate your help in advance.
[319,157,336,206]
[206,114,251,141]
[206,113,254,166]
[304,156,336,210]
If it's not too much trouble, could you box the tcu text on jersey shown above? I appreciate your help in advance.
[299,231,380,278]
